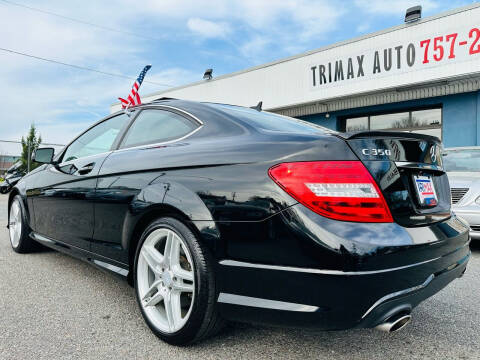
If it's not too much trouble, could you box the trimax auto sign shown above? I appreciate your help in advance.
[308,10,480,95]
[310,44,416,86]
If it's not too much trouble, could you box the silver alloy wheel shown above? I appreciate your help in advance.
[9,200,22,248]
[137,227,195,334]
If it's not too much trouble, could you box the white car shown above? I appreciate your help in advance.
[444,146,480,240]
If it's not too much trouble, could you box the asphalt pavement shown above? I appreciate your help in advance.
[0,193,479,359]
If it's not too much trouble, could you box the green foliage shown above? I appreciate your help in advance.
[20,124,42,172]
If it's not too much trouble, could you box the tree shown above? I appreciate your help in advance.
[391,116,422,129]
[20,124,42,172]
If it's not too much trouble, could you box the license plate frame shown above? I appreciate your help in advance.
[413,174,438,207]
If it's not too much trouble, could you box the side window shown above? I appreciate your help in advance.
[120,109,199,148]
[62,114,130,162]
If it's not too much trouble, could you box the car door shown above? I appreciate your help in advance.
[30,113,131,251]
[91,108,201,263]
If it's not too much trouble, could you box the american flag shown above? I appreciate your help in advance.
[119,65,152,109]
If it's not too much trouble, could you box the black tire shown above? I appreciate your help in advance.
[133,217,224,345]
[9,195,36,253]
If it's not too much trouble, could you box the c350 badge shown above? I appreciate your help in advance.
[361,148,392,156]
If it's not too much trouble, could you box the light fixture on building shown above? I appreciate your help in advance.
[203,68,213,80]
[405,5,422,23]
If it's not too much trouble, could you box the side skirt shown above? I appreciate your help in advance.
[30,232,130,280]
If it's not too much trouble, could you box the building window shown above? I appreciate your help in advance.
[343,107,442,139]
[370,112,410,130]
[345,116,368,131]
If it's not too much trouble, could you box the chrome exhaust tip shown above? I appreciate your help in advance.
[375,313,412,333]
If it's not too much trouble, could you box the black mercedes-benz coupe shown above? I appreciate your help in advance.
[7,99,470,345]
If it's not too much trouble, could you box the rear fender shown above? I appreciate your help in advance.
[162,181,222,254]
[123,181,222,262]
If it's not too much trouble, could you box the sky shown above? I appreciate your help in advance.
[0,0,475,155]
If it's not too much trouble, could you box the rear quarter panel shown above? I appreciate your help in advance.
[93,132,357,264]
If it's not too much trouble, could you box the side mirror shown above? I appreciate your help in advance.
[33,147,55,164]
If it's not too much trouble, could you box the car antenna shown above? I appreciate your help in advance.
[250,101,262,111]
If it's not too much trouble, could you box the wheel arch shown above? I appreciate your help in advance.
[7,187,20,209]
[7,187,26,224]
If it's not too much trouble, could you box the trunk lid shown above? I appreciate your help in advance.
[337,131,450,226]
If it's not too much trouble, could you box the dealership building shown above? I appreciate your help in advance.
[113,4,480,147]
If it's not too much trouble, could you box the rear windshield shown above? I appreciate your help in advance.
[208,104,336,135]
[443,149,480,172]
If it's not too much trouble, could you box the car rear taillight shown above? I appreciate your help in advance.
[268,161,393,223]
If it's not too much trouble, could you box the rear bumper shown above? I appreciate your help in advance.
[452,209,480,240]
[358,251,469,329]
[217,249,469,330]
[216,205,471,330]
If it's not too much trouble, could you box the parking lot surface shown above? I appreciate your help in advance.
[0,193,479,359]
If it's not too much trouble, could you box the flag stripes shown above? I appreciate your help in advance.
[119,65,151,109]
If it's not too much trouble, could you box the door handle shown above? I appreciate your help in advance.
[77,163,95,175]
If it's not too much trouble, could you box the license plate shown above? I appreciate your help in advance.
[413,175,438,207]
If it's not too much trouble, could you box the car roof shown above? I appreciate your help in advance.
[149,97,253,110]
[111,98,334,139]
[124,98,252,119]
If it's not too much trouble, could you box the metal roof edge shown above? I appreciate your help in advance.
[271,74,480,117]
[270,72,480,111]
